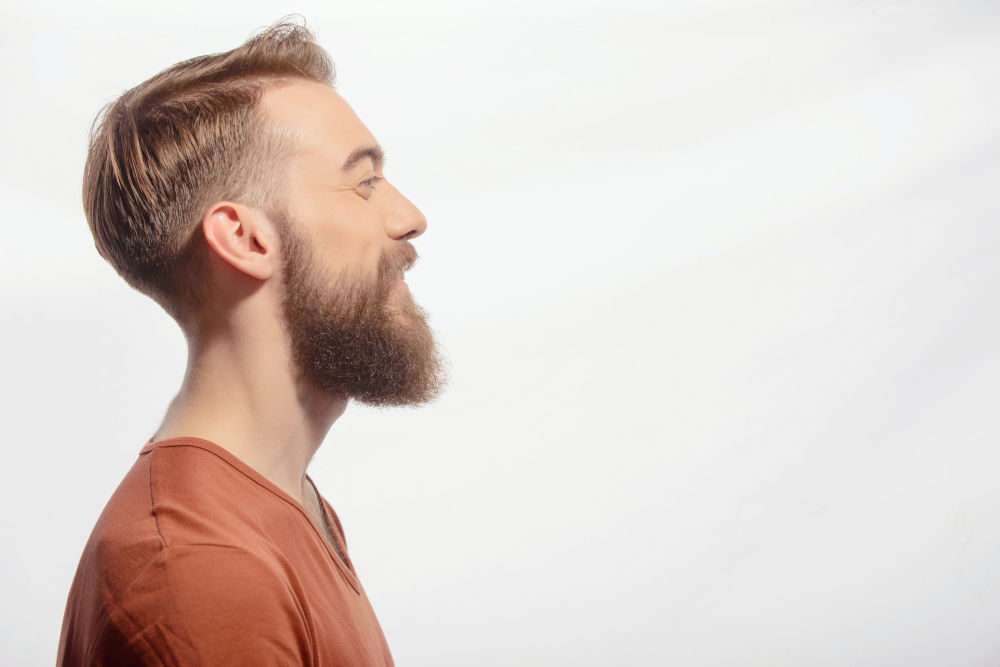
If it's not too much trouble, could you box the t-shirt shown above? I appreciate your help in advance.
[56,436,395,666]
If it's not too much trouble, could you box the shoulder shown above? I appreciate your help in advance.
[145,440,253,499]
[76,442,291,598]
[144,442,288,547]
[102,544,313,665]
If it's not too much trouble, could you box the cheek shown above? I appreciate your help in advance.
[310,212,383,274]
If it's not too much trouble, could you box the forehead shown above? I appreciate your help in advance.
[259,80,376,171]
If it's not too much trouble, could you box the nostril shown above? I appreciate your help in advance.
[395,227,422,241]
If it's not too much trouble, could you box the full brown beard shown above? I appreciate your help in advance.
[274,211,447,406]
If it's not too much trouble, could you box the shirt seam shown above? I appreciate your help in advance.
[148,449,167,550]
[146,440,362,594]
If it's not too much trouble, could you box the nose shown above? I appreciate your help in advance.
[382,182,427,241]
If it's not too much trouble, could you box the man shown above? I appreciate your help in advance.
[57,20,446,666]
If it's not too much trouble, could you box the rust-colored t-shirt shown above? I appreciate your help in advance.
[57,436,395,666]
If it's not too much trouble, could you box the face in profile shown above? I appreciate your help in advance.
[260,81,447,406]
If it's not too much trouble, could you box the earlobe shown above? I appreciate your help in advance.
[201,202,276,281]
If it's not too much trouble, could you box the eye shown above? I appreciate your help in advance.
[360,176,383,193]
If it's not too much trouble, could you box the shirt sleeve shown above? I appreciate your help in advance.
[93,544,312,666]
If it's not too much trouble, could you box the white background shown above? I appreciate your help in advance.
[2,1,999,664]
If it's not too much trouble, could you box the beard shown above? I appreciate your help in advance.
[273,211,447,407]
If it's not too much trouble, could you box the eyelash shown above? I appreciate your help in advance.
[361,176,383,190]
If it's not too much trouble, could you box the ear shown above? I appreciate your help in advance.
[201,201,278,281]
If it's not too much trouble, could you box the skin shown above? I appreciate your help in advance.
[151,80,429,514]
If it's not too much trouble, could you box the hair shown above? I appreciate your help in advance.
[82,19,335,329]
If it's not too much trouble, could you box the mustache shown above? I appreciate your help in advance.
[380,242,418,283]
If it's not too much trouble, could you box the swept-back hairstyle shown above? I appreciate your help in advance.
[83,19,335,329]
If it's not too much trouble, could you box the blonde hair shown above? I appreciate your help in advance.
[82,19,334,328]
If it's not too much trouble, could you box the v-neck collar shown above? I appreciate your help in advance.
[141,435,362,594]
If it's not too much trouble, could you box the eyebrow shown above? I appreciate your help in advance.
[340,144,385,172]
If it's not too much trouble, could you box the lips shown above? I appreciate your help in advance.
[380,244,417,294]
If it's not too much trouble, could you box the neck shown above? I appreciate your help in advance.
[151,321,347,505]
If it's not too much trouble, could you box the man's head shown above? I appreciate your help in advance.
[83,21,446,406]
